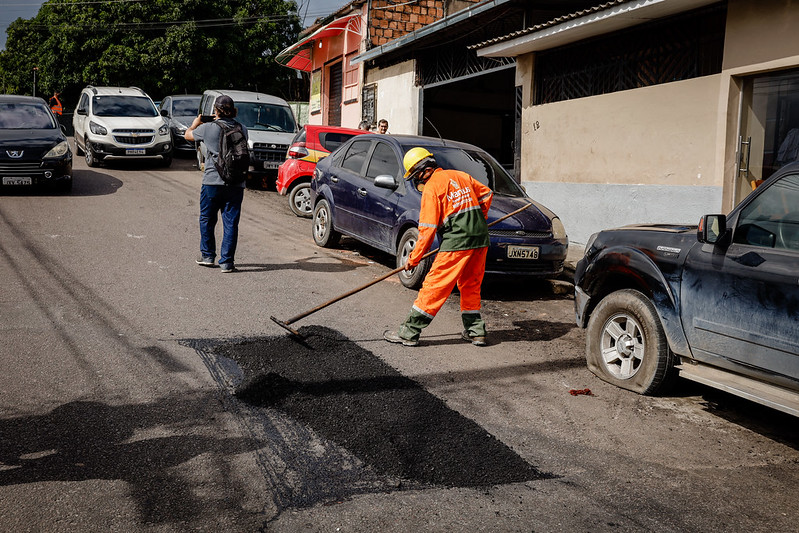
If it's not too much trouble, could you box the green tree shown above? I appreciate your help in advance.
[0,0,305,109]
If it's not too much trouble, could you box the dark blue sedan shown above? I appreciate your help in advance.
[310,134,569,288]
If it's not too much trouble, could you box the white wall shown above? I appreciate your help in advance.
[365,60,419,135]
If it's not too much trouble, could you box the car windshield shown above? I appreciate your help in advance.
[0,102,57,129]
[236,103,296,133]
[173,97,200,116]
[92,96,158,117]
[402,144,525,197]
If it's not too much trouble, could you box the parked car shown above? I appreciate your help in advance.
[159,94,201,153]
[277,124,368,217]
[196,90,298,188]
[72,86,172,167]
[0,95,73,193]
[574,162,799,416]
[310,134,569,289]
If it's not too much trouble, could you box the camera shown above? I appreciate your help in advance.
[200,115,215,123]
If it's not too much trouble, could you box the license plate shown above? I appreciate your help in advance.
[263,162,280,169]
[126,148,146,155]
[507,245,539,259]
[2,177,32,185]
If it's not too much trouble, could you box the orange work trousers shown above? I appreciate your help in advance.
[412,247,488,318]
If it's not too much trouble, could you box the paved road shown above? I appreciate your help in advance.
[1,150,797,532]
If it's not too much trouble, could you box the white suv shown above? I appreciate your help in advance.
[72,86,172,167]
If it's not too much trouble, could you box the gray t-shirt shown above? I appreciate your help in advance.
[193,118,249,187]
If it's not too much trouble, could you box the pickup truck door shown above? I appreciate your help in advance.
[681,172,799,383]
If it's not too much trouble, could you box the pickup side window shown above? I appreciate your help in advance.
[734,173,799,251]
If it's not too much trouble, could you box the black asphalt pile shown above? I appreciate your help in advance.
[215,326,549,488]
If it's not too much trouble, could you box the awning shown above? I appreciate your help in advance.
[276,14,362,72]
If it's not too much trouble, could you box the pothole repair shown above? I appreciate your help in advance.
[209,325,550,489]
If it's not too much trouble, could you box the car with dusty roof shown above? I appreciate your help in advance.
[72,86,172,167]
[0,95,73,193]
[196,90,298,188]
[310,133,569,289]
[277,124,368,217]
[574,162,799,416]
[158,94,201,153]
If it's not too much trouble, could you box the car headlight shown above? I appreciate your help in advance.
[551,217,567,240]
[89,121,107,135]
[159,123,169,136]
[43,140,70,158]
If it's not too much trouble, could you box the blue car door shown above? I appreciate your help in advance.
[327,138,372,235]
[681,171,799,383]
[350,141,404,251]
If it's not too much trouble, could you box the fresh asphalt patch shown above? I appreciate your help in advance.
[185,325,550,509]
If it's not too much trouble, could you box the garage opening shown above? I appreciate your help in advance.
[421,66,517,176]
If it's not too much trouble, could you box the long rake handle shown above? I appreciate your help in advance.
[281,202,534,326]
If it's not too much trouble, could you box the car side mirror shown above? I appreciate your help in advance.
[160,109,168,117]
[77,108,87,116]
[698,214,727,245]
[374,175,398,190]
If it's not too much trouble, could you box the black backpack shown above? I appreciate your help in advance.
[215,121,250,185]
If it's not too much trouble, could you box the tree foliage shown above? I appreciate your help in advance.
[0,0,306,109]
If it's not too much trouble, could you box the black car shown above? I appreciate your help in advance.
[310,134,569,289]
[574,162,799,415]
[0,95,73,193]
[159,95,201,152]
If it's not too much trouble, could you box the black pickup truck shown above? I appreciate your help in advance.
[574,162,799,416]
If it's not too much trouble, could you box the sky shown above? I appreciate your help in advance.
[0,0,345,50]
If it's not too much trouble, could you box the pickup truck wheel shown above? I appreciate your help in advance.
[396,227,432,289]
[586,289,676,395]
[312,199,340,248]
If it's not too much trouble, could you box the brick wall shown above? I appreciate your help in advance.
[368,0,480,48]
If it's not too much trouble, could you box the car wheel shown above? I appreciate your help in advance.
[396,227,433,289]
[288,182,313,218]
[84,140,99,167]
[312,199,340,248]
[585,289,676,395]
[161,155,172,167]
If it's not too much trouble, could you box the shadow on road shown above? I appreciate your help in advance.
[0,394,261,524]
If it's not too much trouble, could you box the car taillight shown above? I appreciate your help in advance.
[287,142,309,159]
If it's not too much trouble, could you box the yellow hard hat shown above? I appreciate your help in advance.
[403,147,435,179]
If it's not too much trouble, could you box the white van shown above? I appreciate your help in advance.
[196,90,298,188]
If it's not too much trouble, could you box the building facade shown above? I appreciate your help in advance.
[476,0,799,244]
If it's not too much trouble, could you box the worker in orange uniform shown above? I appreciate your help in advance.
[49,91,63,116]
[384,147,493,347]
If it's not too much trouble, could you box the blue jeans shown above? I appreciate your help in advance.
[199,184,244,265]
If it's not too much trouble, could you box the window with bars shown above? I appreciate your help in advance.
[534,3,726,105]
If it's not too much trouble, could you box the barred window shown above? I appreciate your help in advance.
[534,3,726,105]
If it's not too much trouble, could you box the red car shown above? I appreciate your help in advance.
[277,124,368,217]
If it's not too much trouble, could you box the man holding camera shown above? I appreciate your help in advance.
[184,95,248,273]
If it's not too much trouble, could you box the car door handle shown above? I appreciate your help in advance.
[357,188,368,197]
[331,177,339,183]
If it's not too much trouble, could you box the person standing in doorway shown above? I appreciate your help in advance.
[377,119,389,134]
[383,147,493,347]
[184,95,248,273]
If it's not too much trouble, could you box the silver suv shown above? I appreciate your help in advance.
[196,90,297,187]
[72,86,172,167]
